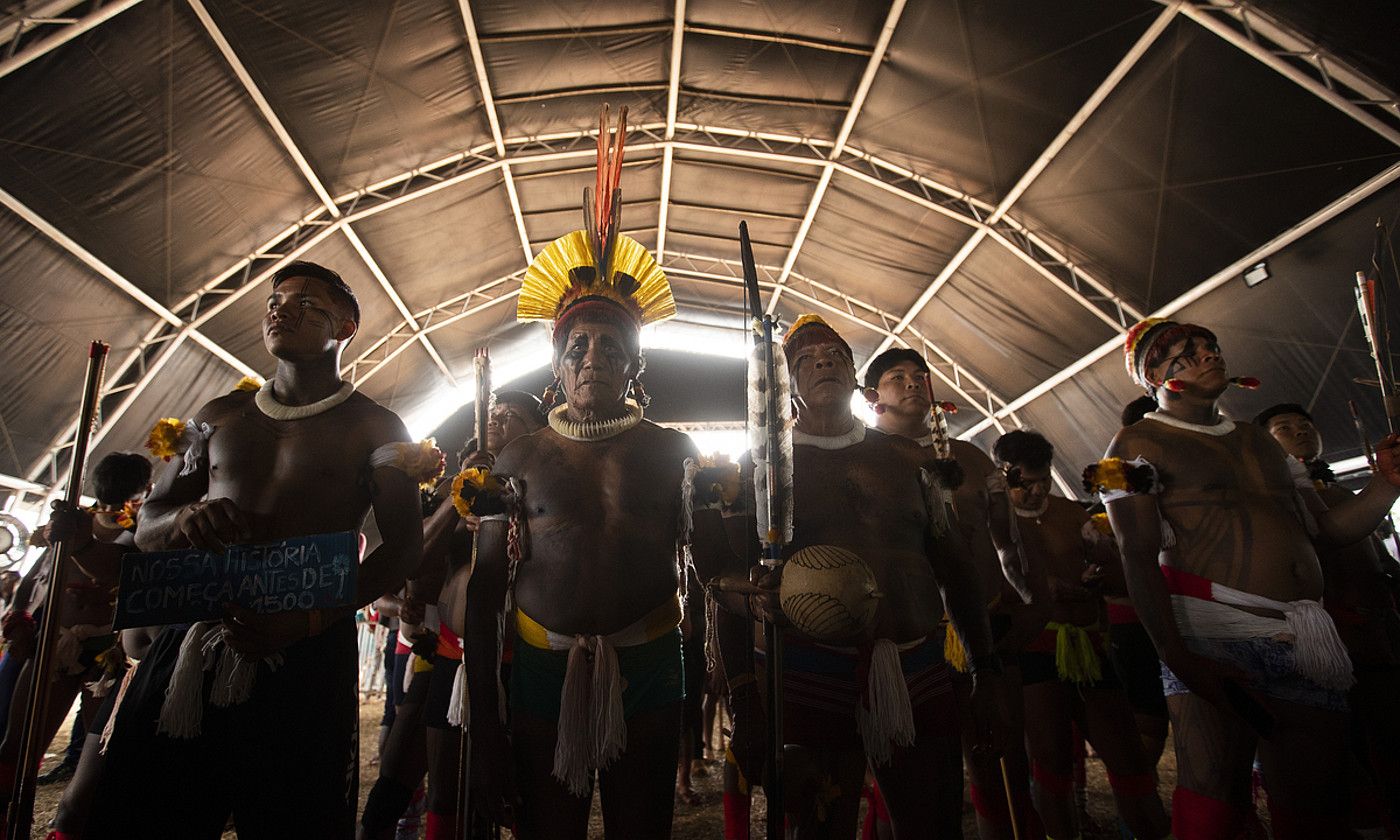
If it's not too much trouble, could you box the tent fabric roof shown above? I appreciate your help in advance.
[2,0,1399,497]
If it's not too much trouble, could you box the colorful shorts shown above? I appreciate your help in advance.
[1160,634,1348,712]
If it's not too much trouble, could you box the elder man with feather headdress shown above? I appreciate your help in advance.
[461,107,702,839]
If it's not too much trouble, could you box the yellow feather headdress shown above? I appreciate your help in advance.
[517,105,675,333]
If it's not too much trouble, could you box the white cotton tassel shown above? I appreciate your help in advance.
[858,640,915,767]
[680,457,699,541]
[590,637,626,772]
[446,660,469,729]
[158,621,218,738]
[553,638,597,797]
[401,653,418,694]
[53,627,83,677]
[178,421,214,477]
[99,661,140,755]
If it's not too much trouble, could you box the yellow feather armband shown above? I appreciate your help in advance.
[1082,457,1159,500]
[146,417,186,461]
[368,440,446,490]
[451,467,505,519]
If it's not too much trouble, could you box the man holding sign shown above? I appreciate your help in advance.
[88,261,425,840]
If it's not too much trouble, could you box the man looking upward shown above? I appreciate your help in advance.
[88,261,425,839]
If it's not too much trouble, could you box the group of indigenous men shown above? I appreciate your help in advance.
[3,132,1399,840]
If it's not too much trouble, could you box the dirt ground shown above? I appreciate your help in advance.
[27,695,1257,839]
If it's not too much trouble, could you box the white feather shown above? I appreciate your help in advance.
[748,339,794,555]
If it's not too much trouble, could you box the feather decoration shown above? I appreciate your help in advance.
[747,338,794,552]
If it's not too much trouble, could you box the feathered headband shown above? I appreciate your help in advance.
[517,105,676,337]
[1124,317,1216,390]
[782,314,852,360]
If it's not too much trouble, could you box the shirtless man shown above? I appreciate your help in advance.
[863,348,1037,840]
[465,216,695,838]
[988,430,1168,840]
[1102,318,1400,839]
[87,260,424,839]
[1256,402,1400,826]
[733,315,1001,839]
[0,451,150,824]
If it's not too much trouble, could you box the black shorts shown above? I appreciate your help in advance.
[88,619,360,840]
[423,652,459,730]
[1018,649,1120,690]
[1107,621,1168,719]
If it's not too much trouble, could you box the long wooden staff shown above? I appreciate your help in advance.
[460,347,490,840]
[6,341,108,840]
[740,222,790,837]
[1356,219,1399,431]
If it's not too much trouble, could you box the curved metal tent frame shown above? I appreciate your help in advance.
[2,0,1398,496]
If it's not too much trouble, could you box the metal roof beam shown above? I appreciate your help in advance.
[476,21,872,56]
[861,4,1177,367]
[0,0,142,78]
[168,125,1137,391]
[186,0,457,387]
[656,0,686,257]
[0,184,257,378]
[766,0,907,315]
[961,158,1400,439]
[1178,1,1400,147]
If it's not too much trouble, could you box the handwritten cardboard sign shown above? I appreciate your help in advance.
[113,531,357,630]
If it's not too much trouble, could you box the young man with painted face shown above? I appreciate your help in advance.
[1102,318,1400,840]
[463,195,699,835]
[83,261,426,839]
[738,316,1002,839]
[863,348,1037,840]
[1255,402,1400,826]
[988,430,1169,840]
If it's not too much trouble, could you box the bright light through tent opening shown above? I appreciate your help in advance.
[403,321,878,454]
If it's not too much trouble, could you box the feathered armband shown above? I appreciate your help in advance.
[451,467,506,519]
[370,439,447,490]
[145,417,212,477]
[1082,457,1160,502]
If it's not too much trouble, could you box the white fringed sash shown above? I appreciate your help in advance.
[1171,581,1354,691]
[157,621,283,739]
[858,639,918,766]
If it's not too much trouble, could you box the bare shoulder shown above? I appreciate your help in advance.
[197,389,256,424]
[494,428,542,476]
[638,420,701,460]
[337,392,411,446]
[1105,421,1168,463]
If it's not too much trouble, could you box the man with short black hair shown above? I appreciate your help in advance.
[863,347,1036,839]
[0,450,153,815]
[85,260,425,839]
[989,430,1169,840]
